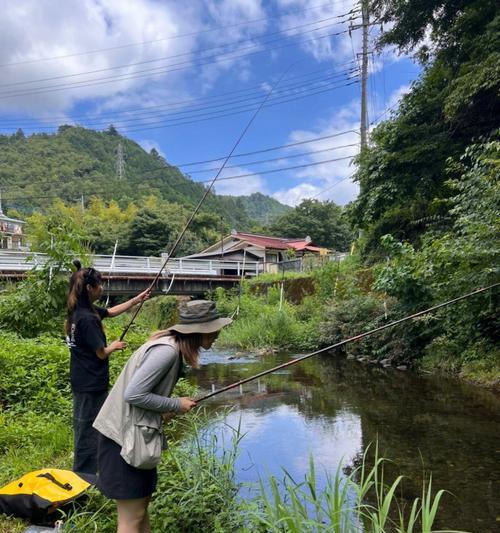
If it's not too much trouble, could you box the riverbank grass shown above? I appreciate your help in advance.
[245,448,466,533]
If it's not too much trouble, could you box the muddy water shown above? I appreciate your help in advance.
[189,349,500,532]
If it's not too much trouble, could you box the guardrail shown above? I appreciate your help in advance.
[0,251,263,277]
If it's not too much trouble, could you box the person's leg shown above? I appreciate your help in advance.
[72,390,108,474]
[116,498,149,533]
[140,496,152,533]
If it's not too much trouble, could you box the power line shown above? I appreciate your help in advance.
[0,13,359,90]
[175,129,359,167]
[0,130,360,194]
[0,62,360,125]
[0,24,371,100]
[120,79,360,134]
[89,76,359,131]
[0,155,357,203]
[1,129,360,190]
[308,172,357,199]
[0,77,360,136]
[0,69,359,131]
[0,1,355,69]
[185,143,359,175]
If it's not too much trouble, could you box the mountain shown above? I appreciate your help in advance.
[225,192,290,223]
[0,126,289,228]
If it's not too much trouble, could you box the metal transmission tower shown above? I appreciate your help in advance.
[115,142,126,179]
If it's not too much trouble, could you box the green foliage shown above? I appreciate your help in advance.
[351,1,499,256]
[0,204,88,336]
[369,139,500,376]
[220,191,290,223]
[271,199,353,250]
[151,417,243,533]
[213,284,321,351]
[141,295,178,330]
[0,126,288,234]
[0,325,242,533]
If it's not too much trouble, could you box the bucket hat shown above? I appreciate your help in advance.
[168,300,232,334]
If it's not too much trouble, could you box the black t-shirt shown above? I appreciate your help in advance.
[67,305,109,392]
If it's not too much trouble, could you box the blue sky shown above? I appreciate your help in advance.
[0,0,420,206]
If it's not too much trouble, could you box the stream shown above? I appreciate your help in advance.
[188,348,500,532]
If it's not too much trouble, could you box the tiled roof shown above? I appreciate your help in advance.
[233,232,316,251]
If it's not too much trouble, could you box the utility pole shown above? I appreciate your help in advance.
[360,0,369,151]
[115,142,125,179]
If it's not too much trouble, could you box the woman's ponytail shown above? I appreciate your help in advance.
[65,260,104,336]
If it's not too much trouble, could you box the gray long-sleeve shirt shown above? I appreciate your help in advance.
[123,345,182,413]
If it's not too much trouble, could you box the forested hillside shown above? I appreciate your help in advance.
[0,125,289,227]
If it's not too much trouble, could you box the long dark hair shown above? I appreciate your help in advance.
[65,260,104,335]
[149,330,202,368]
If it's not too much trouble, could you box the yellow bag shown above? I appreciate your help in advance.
[0,469,93,523]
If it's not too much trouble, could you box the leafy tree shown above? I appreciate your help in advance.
[271,199,352,250]
[0,201,89,336]
[350,0,499,257]
[105,124,119,136]
[373,137,499,375]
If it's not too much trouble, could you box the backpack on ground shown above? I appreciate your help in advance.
[0,469,94,524]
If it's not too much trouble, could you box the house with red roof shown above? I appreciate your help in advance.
[184,230,329,274]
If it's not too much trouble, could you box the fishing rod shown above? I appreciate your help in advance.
[119,63,297,341]
[195,282,499,403]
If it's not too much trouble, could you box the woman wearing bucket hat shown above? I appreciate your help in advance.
[93,300,231,533]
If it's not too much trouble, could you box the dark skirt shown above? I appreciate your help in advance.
[97,432,157,500]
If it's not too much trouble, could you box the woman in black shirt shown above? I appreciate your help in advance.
[66,260,149,475]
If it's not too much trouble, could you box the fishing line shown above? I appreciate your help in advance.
[195,282,499,402]
[119,62,298,341]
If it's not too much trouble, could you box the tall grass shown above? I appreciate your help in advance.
[243,446,469,533]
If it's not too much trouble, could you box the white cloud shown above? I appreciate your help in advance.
[388,83,410,109]
[270,81,413,206]
[273,183,320,206]
[138,139,166,158]
[274,0,361,64]
[211,165,268,196]
[0,0,268,117]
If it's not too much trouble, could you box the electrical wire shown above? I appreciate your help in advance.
[0,131,360,194]
[0,13,359,92]
[0,69,359,131]
[0,23,374,100]
[0,1,356,69]
[0,61,361,125]
[0,155,358,203]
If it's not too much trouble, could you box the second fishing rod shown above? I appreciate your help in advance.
[119,62,298,341]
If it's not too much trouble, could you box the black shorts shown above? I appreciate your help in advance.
[97,432,157,500]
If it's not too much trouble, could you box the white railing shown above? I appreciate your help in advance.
[0,251,263,277]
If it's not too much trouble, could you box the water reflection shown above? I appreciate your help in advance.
[191,349,500,533]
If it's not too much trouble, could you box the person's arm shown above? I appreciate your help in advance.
[79,315,126,360]
[96,340,127,360]
[107,289,151,318]
[124,345,195,414]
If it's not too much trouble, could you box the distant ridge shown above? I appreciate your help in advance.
[0,125,289,227]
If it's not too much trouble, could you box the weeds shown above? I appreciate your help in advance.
[243,446,469,533]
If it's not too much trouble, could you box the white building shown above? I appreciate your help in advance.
[0,194,26,250]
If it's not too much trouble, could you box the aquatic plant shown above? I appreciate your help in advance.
[242,446,468,533]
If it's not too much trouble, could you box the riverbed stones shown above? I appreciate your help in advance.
[396,365,408,371]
